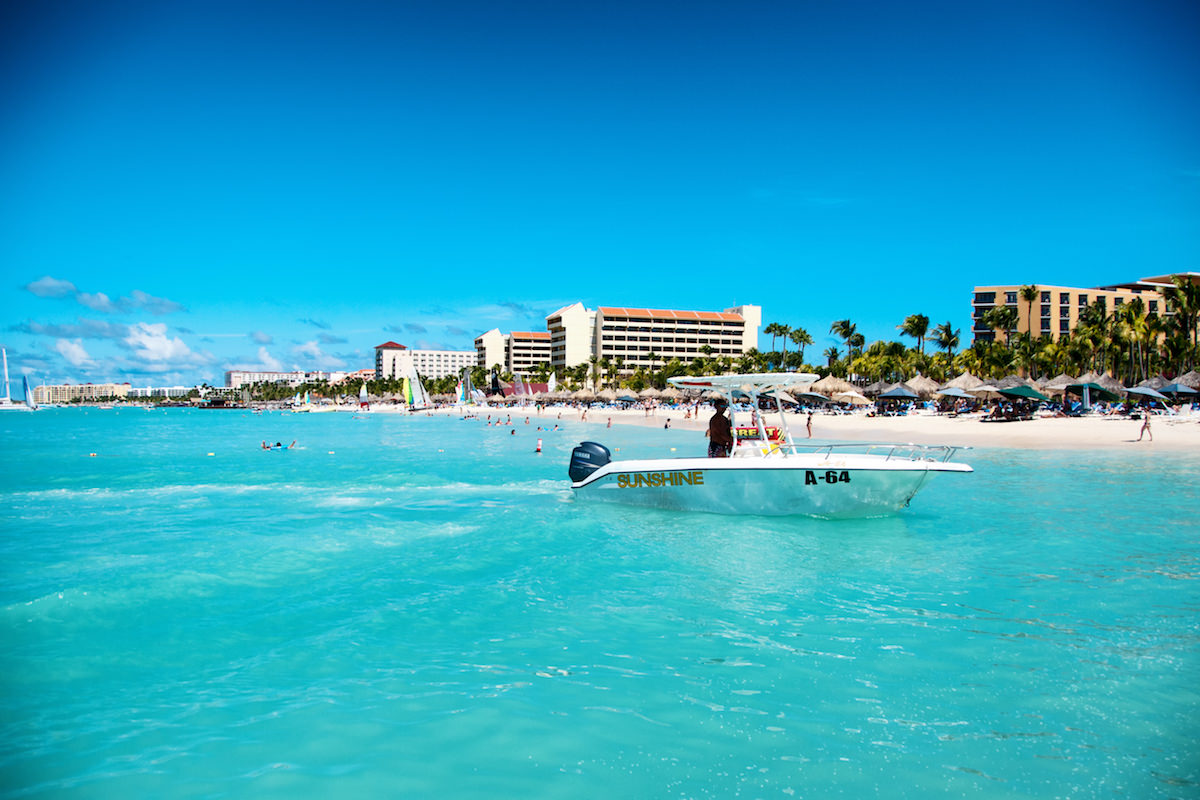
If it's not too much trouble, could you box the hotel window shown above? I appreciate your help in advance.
[1149,300,1158,313]
[974,292,995,304]
[1004,291,1017,304]
[1078,294,1088,306]
[1060,293,1070,304]
[1040,291,1051,303]
[1041,304,1050,318]
[1060,319,1070,332]
[1114,297,1124,306]
[1041,318,1051,332]
[1060,306,1070,318]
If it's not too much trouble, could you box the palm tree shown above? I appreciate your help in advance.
[1020,284,1040,339]
[830,319,857,362]
[777,324,792,371]
[898,313,930,354]
[823,346,840,368]
[1163,275,1199,371]
[789,327,813,367]
[764,322,785,355]
[982,306,1018,347]
[932,321,960,358]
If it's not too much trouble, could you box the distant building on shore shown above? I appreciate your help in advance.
[971,273,1197,343]
[544,302,762,375]
[33,382,131,403]
[225,370,346,389]
[474,329,551,374]
[373,342,475,380]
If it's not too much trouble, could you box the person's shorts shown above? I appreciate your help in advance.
[708,442,731,458]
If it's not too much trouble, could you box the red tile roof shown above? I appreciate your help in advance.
[511,331,551,340]
[374,341,407,350]
[598,307,743,322]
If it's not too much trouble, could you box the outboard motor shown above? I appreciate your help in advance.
[568,441,611,483]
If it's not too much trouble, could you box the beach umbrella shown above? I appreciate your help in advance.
[832,390,871,405]
[941,371,984,390]
[862,380,889,397]
[999,385,1050,402]
[660,387,682,400]
[1160,382,1198,397]
[616,394,639,403]
[1065,382,1121,406]
[936,387,975,399]
[997,374,1038,390]
[906,374,940,398]
[1126,386,1169,402]
[1177,370,1200,389]
[793,391,829,404]
[878,386,918,399]
[969,384,1004,400]
[1135,375,1169,390]
[571,388,595,400]
[639,387,661,398]
[1095,374,1127,395]
[812,375,855,394]
[1040,373,1077,394]
[597,388,618,401]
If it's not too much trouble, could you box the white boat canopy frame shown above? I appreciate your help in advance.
[669,373,820,453]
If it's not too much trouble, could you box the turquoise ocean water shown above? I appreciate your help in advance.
[1,408,1197,799]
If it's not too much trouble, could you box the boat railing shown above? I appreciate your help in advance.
[770,442,971,463]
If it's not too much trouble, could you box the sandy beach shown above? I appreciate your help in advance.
[437,404,1200,453]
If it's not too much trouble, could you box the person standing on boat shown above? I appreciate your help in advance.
[707,399,733,458]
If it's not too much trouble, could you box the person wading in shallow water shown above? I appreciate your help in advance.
[707,398,733,458]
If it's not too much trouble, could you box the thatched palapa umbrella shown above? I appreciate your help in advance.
[940,371,984,390]
[1040,373,1077,395]
[906,374,940,398]
[1178,370,1200,389]
[811,375,855,395]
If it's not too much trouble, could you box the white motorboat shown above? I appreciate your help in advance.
[568,373,971,518]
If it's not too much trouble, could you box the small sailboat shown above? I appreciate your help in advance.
[0,348,36,412]
[358,382,369,410]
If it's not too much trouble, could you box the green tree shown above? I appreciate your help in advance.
[898,314,930,355]
[1020,284,1040,340]
[789,327,813,367]
[932,321,960,358]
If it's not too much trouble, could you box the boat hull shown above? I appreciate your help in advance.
[570,456,970,518]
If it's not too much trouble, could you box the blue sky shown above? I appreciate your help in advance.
[2,0,1197,392]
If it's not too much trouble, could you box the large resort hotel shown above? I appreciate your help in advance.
[971,273,1194,343]
[475,303,762,378]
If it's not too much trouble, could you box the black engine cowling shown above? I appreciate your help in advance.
[568,441,611,483]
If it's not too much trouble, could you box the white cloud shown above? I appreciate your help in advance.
[22,276,183,315]
[292,340,345,369]
[123,322,195,362]
[55,338,92,366]
[258,347,282,371]
[26,276,77,298]
[251,331,273,345]
[77,292,117,312]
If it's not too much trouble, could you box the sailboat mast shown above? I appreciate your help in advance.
[2,347,10,403]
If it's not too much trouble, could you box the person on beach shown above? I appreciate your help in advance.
[806,412,813,439]
[1137,412,1153,442]
[707,398,733,458]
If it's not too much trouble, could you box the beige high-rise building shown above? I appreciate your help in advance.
[970,274,1194,343]
[545,302,762,375]
[474,329,552,375]
[32,382,131,403]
